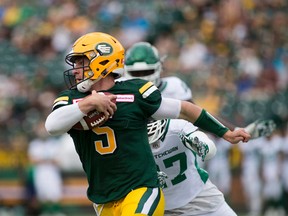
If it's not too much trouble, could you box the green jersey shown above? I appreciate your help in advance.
[52,79,162,204]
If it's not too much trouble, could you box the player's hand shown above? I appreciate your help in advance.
[223,128,251,144]
[79,90,117,117]
[157,171,168,188]
[244,119,276,139]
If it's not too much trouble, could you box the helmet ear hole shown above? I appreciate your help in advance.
[99,60,109,65]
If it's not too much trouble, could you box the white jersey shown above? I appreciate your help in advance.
[238,138,263,215]
[206,138,232,195]
[280,133,288,191]
[150,119,208,210]
[159,76,192,101]
[28,137,63,202]
[261,135,282,199]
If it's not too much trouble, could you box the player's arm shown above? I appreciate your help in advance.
[189,97,276,139]
[180,101,250,144]
[208,114,276,139]
[45,91,117,136]
[152,98,250,144]
[78,90,117,117]
[45,103,86,135]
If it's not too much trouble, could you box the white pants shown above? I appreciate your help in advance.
[164,180,237,216]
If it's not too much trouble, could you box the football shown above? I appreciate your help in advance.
[72,92,116,130]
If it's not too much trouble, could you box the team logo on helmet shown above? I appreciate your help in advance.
[96,43,113,56]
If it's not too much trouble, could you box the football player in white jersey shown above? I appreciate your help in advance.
[147,118,237,215]
[124,42,276,136]
[124,42,192,101]
[124,42,276,215]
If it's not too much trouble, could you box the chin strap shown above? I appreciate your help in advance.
[77,78,100,93]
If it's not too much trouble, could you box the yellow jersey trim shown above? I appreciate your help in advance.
[139,82,153,94]
[53,96,69,104]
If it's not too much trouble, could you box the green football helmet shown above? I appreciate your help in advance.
[124,42,162,87]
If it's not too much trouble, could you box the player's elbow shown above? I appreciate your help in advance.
[45,116,65,136]
[204,139,217,161]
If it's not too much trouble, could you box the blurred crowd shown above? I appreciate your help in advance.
[0,0,288,215]
[0,0,287,146]
[205,126,288,216]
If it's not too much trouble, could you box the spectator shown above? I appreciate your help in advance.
[28,121,64,216]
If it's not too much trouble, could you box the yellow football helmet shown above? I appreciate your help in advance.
[64,32,125,92]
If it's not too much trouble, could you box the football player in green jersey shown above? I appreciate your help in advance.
[45,32,250,216]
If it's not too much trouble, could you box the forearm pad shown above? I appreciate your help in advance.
[194,109,229,137]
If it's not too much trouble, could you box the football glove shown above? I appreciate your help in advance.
[157,171,168,188]
[180,131,217,162]
[243,119,276,139]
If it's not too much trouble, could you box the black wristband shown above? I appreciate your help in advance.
[194,109,229,137]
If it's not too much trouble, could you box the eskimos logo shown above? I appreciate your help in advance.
[96,43,113,55]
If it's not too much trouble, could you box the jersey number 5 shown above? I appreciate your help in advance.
[92,126,117,155]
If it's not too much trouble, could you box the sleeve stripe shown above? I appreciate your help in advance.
[53,96,69,104]
[52,101,68,110]
[139,81,153,94]
[142,85,158,98]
